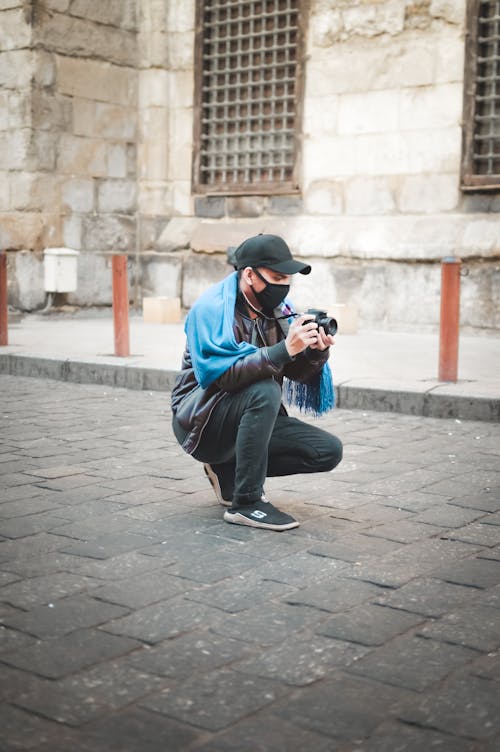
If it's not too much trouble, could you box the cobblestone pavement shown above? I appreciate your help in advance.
[0,375,499,752]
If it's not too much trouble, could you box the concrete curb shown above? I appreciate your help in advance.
[2,353,499,422]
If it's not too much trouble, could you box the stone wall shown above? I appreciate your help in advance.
[1,0,499,331]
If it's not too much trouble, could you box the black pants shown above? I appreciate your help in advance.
[192,379,343,506]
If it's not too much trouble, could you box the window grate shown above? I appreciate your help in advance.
[193,0,303,193]
[473,0,500,176]
[462,0,500,189]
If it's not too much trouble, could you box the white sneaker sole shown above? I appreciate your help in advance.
[223,509,299,531]
[203,464,231,507]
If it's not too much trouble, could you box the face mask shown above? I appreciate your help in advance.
[252,268,290,314]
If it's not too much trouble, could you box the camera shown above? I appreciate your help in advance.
[304,308,338,336]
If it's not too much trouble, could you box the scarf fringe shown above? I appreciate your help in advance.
[284,363,335,416]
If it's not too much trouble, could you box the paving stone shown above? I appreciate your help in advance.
[0,511,73,539]
[451,492,500,514]
[449,522,500,547]
[353,720,478,752]
[57,550,168,580]
[375,577,475,617]
[127,630,255,679]
[399,673,500,740]
[431,557,500,588]
[317,603,424,646]
[14,660,169,726]
[362,519,444,544]
[212,602,324,647]
[194,714,337,752]
[68,708,202,752]
[185,573,295,613]
[101,596,222,644]
[0,532,74,562]
[347,634,477,691]
[140,529,239,561]
[417,605,500,652]
[91,569,188,609]
[2,595,130,639]
[275,673,416,739]
[59,531,160,559]
[258,551,348,587]
[140,667,289,731]
[0,625,38,654]
[0,571,99,609]
[233,634,367,686]
[286,577,389,614]
[165,548,262,584]
[306,533,402,563]
[0,496,66,518]
[0,628,141,678]
[0,704,63,750]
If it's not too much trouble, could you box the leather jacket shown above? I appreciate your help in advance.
[171,294,330,455]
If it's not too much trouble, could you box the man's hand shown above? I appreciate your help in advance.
[285,314,334,357]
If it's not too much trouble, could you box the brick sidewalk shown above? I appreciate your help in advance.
[0,376,499,751]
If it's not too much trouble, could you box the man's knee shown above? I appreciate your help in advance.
[321,434,343,471]
[244,378,282,410]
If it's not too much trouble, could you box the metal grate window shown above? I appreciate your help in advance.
[462,0,500,190]
[193,0,305,194]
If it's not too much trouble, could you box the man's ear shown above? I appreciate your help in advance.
[241,266,254,286]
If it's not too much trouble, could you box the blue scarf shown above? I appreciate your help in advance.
[185,272,335,416]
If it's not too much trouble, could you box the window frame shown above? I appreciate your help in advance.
[461,0,500,191]
[192,0,307,196]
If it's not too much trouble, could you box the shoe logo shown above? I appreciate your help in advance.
[251,510,267,519]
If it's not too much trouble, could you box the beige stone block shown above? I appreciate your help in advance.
[138,69,169,109]
[338,89,399,135]
[434,29,465,84]
[167,31,195,69]
[63,215,83,250]
[56,55,138,107]
[10,172,61,212]
[1,7,31,50]
[399,83,462,130]
[166,0,195,33]
[138,181,171,216]
[0,170,9,209]
[73,100,136,140]
[397,174,459,213]
[327,303,358,335]
[6,90,31,129]
[97,179,136,213]
[143,296,181,323]
[34,50,56,86]
[139,0,168,32]
[168,70,194,109]
[71,0,136,30]
[0,91,9,129]
[157,217,200,252]
[107,144,128,178]
[0,212,62,252]
[405,126,461,173]
[0,49,34,89]
[61,177,94,213]
[137,30,168,68]
[343,1,404,38]
[0,129,31,170]
[138,115,169,180]
[171,181,193,215]
[57,134,108,176]
[430,0,466,25]
[303,136,355,181]
[345,176,396,215]
[303,95,339,136]
[304,180,344,215]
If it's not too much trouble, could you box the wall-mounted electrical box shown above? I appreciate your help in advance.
[44,248,79,293]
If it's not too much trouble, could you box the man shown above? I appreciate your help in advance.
[171,233,343,531]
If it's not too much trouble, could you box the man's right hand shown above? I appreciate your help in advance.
[285,314,319,357]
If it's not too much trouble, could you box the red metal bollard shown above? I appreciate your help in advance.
[0,252,8,347]
[112,255,130,357]
[438,256,461,382]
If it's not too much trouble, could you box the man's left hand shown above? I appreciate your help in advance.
[309,326,335,351]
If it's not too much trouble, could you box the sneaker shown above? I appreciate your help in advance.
[203,464,232,507]
[223,499,299,531]
[203,464,270,508]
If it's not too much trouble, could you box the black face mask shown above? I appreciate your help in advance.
[252,268,290,314]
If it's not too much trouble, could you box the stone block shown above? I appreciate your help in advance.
[61,177,94,213]
[137,181,171,216]
[83,215,136,253]
[181,252,231,308]
[304,180,343,215]
[10,172,61,212]
[156,217,199,252]
[430,0,466,25]
[138,68,169,109]
[33,50,56,87]
[97,179,137,213]
[318,603,423,646]
[338,89,399,135]
[435,28,465,83]
[399,83,462,130]
[268,195,303,216]
[36,10,137,67]
[1,7,31,50]
[141,252,183,298]
[56,54,138,107]
[194,196,226,218]
[63,215,83,250]
[70,0,137,31]
[343,1,405,38]
[6,250,45,310]
[107,143,128,178]
[143,296,181,323]
[5,90,31,129]
[57,134,108,177]
[0,49,34,89]
[168,70,194,109]
[303,94,339,136]
[167,30,195,69]
[0,213,62,254]
[397,173,459,213]
[405,126,461,173]
[0,129,31,170]
[73,99,136,140]
[137,29,168,68]
[166,0,194,33]
[226,196,266,218]
[345,176,396,215]
[32,89,71,131]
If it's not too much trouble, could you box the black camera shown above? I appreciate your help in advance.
[305,308,338,336]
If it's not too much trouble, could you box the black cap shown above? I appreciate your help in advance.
[234,234,311,275]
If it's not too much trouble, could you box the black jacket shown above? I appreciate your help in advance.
[171,296,329,454]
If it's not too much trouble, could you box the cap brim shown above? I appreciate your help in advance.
[266,259,311,275]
